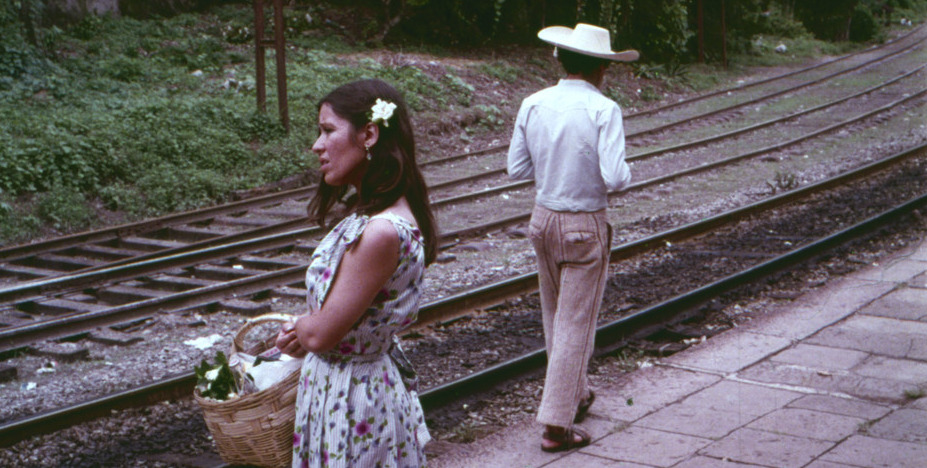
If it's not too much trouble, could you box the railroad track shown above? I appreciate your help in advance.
[1,78,923,351]
[1,142,923,455]
[1,33,924,313]
[0,27,925,462]
[1,25,923,284]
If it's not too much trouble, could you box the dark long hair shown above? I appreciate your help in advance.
[308,79,438,265]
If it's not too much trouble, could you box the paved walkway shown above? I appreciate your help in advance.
[429,238,927,468]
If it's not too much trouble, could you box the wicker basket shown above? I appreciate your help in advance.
[194,314,300,468]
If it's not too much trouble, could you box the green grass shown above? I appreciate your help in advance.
[3,3,923,245]
[0,4,472,244]
[731,33,862,69]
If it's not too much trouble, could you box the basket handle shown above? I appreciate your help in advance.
[232,313,296,355]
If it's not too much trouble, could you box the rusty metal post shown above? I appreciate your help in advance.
[253,0,289,131]
[253,0,267,113]
[721,0,728,68]
[272,0,289,131]
[697,0,704,63]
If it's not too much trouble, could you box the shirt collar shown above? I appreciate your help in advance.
[556,78,602,94]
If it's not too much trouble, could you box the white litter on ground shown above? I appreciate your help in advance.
[184,334,224,350]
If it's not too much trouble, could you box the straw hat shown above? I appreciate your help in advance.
[538,23,639,62]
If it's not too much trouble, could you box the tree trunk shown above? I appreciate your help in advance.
[371,0,404,44]
[20,0,39,46]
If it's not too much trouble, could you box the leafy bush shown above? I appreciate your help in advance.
[850,5,881,42]
[35,185,95,232]
[136,164,234,215]
[443,73,475,106]
[0,198,41,245]
[477,61,520,83]
[99,183,145,214]
[0,44,54,80]
[100,55,147,82]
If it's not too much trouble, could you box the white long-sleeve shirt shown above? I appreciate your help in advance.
[507,79,631,212]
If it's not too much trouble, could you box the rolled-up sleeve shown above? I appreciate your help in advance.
[507,105,534,180]
[597,105,631,191]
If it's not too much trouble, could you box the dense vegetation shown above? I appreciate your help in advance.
[1,0,925,244]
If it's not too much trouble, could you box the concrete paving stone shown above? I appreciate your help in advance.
[803,461,860,468]
[700,427,834,468]
[909,338,927,361]
[740,304,858,342]
[636,401,756,440]
[806,315,927,360]
[835,314,927,336]
[909,397,927,411]
[809,326,927,361]
[663,332,791,374]
[820,435,927,468]
[677,380,804,418]
[786,394,892,420]
[738,361,914,404]
[594,365,721,422]
[865,408,927,443]
[909,272,927,289]
[852,258,927,283]
[428,414,617,468]
[853,355,927,383]
[582,426,712,467]
[770,343,868,371]
[545,453,653,467]
[858,287,927,321]
[782,277,894,313]
[738,278,892,341]
[673,455,768,467]
[745,408,865,442]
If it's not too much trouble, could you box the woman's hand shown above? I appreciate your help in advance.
[276,320,308,358]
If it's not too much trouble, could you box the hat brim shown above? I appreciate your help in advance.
[538,26,640,62]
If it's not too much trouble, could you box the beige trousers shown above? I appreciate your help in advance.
[529,205,612,428]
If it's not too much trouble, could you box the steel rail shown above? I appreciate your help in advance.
[3,84,923,307]
[417,25,927,167]
[2,150,922,448]
[428,59,927,189]
[421,192,927,409]
[628,63,927,162]
[422,143,927,324]
[28,59,925,286]
[625,35,925,138]
[2,30,921,277]
[0,185,319,264]
[431,87,927,207]
[624,24,926,118]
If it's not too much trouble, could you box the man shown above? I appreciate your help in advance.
[507,23,637,452]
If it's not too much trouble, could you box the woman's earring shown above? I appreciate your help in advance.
[365,144,372,161]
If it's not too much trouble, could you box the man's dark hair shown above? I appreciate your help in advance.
[557,48,609,76]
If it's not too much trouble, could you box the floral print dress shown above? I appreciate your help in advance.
[292,212,430,468]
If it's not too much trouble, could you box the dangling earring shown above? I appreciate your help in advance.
[365,144,372,161]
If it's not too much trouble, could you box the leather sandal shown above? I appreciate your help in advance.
[574,391,596,423]
[541,426,591,453]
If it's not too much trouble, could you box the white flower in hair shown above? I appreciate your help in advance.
[370,98,397,127]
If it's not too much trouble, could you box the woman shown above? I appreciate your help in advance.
[275,79,437,467]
